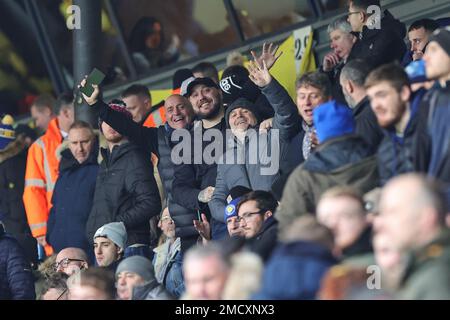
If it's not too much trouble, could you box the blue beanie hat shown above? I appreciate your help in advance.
[405,59,428,84]
[313,100,355,144]
[224,197,241,222]
[0,115,15,150]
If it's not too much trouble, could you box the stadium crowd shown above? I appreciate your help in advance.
[0,0,449,300]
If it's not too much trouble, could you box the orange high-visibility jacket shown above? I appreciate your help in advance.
[142,106,166,128]
[23,118,63,255]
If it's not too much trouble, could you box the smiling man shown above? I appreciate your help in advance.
[365,63,421,185]
[272,71,332,200]
[208,60,299,233]
[81,82,197,254]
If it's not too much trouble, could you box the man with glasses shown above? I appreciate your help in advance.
[194,186,250,243]
[346,0,406,69]
[54,247,89,276]
[236,191,278,261]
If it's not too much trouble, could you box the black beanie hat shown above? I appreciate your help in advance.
[220,65,250,105]
[173,68,194,90]
[225,97,261,128]
[428,27,450,57]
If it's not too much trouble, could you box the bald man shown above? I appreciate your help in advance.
[81,87,198,251]
[54,248,89,276]
[375,174,450,300]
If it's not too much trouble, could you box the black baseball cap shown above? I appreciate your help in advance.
[183,77,219,97]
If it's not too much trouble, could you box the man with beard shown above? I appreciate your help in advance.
[172,76,228,240]
[365,63,422,185]
[340,59,383,151]
[80,81,197,253]
[172,45,281,241]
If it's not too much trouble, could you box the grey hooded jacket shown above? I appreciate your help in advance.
[209,78,300,223]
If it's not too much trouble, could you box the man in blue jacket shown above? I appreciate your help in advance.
[365,63,424,185]
[0,221,35,299]
[418,27,450,205]
[46,121,99,260]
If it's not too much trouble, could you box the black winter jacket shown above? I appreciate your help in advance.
[320,62,347,105]
[86,142,161,246]
[172,119,227,227]
[0,137,37,266]
[0,225,36,300]
[348,10,406,69]
[246,217,278,262]
[156,126,198,243]
[414,82,450,205]
[353,96,384,153]
[377,89,425,186]
[96,100,198,249]
[47,145,99,255]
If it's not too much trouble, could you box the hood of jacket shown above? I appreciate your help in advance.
[132,279,172,300]
[252,240,337,300]
[100,141,141,167]
[303,134,374,173]
[255,216,278,240]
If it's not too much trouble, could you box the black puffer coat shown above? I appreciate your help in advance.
[156,126,198,245]
[0,224,36,300]
[86,142,161,246]
[348,10,406,69]
[96,99,198,251]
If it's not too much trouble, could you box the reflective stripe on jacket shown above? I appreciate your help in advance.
[143,106,166,128]
[23,118,62,255]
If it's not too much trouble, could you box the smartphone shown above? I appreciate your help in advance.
[80,68,105,97]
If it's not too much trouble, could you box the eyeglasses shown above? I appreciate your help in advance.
[347,11,362,17]
[160,216,174,223]
[53,258,85,271]
[237,209,265,223]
